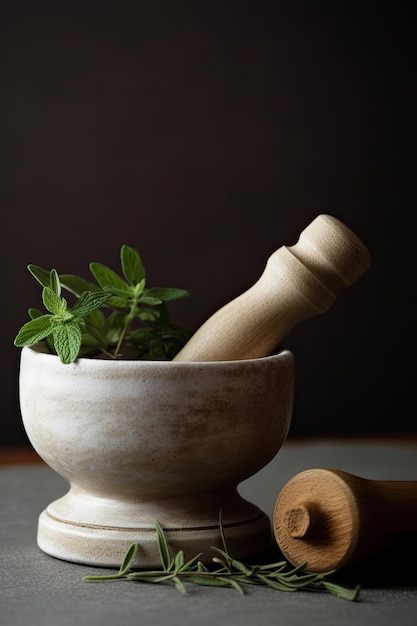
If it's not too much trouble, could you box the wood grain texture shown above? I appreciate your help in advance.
[273,468,417,572]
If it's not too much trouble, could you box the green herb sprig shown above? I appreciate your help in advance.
[14,245,192,363]
[83,514,360,601]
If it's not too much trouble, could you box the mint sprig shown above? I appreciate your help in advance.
[14,270,111,364]
[14,245,192,363]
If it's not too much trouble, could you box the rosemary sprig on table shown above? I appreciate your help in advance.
[83,514,360,601]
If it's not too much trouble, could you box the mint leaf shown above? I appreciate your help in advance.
[60,274,101,297]
[14,315,53,346]
[50,269,61,296]
[27,264,52,288]
[89,262,129,292]
[71,291,111,317]
[145,287,190,301]
[121,245,145,286]
[51,321,82,364]
[42,287,69,317]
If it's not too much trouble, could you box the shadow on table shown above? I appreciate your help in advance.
[246,541,417,591]
[337,543,417,590]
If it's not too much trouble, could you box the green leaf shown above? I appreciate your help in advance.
[155,520,173,571]
[78,332,106,350]
[89,262,130,292]
[103,294,133,309]
[86,307,105,326]
[255,573,296,592]
[258,561,287,572]
[138,309,160,323]
[278,572,323,587]
[121,245,145,286]
[173,577,187,594]
[14,315,53,346]
[60,274,101,297]
[118,543,138,576]
[103,286,133,299]
[100,311,126,342]
[51,321,82,363]
[128,327,154,342]
[145,287,190,302]
[179,552,203,572]
[127,572,176,583]
[321,581,361,601]
[211,556,230,572]
[42,287,69,317]
[28,307,44,320]
[138,296,163,306]
[27,264,52,288]
[174,550,185,570]
[50,269,61,296]
[220,577,245,595]
[197,562,209,572]
[279,561,310,577]
[70,291,111,318]
[211,547,251,575]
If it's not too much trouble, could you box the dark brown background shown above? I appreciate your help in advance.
[1,1,413,446]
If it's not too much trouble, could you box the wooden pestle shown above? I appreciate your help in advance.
[273,469,417,573]
[173,214,371,362]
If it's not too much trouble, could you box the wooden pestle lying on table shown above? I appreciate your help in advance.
[173,214,371,362]
[273,468,417,572]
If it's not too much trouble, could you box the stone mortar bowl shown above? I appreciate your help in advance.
[18,345,295,568]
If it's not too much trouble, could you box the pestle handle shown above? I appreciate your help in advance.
[273,468,417,573]
[173,214,371,362]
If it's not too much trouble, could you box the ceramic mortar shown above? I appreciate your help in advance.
[18,344,294,567]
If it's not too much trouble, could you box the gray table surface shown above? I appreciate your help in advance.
[1,439,417,626]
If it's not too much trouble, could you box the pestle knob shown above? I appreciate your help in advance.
[173,214,371,362]
[273,468,417,573]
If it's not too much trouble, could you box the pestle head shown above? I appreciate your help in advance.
[288,214,372,296]
[273,469,360,573]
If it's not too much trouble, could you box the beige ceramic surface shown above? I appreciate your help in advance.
[19,345,294,567]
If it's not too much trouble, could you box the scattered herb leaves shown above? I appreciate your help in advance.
[83,512,360,601]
